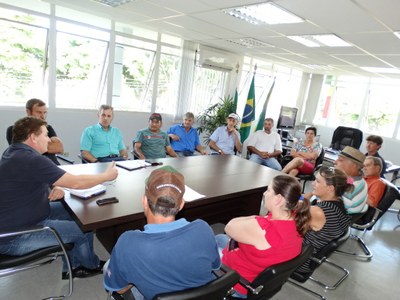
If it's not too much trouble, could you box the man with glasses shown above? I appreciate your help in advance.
[6,98,64,165]
[134,113,177,159]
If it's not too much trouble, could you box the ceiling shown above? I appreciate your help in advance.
[44,0,400,79]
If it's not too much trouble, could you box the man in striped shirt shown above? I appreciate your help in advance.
[334,146,368,214]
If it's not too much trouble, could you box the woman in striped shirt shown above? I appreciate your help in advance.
[296,166,352,273]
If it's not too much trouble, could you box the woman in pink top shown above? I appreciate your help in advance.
[216,175,311,297]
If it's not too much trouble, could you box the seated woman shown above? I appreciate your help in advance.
[296,166,352,274]
[216,175,311,298]
[282,126,321,176]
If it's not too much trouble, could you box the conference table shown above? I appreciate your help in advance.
[61,155,281,252]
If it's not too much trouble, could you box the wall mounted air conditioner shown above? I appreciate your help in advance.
[196,45,238,71]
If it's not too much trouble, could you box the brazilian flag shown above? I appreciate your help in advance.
[239,75,255,143]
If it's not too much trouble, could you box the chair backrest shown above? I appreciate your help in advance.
[152,267,240,300]
[330,126,363,150]
[245,244,314,300]
[357,179,400,226]
[312,227,351,264]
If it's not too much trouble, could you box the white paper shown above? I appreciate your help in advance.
[116,160,151,171]
[184,185,206,202]
[68,184,106,199]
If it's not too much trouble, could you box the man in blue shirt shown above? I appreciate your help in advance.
[0,116,118,279]
[209,113,242,155]
[80,105,128,162]
[167,112,207,156]
[104,166,220,300]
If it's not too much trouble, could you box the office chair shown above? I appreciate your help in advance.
[289,227,350,296]
[297,147,325,193]
[56,154,75,164]
[0,225,74,300]
[228,244,315,300]
[329,126,363,150]
[336,179,400,260]
[107,266,240,300]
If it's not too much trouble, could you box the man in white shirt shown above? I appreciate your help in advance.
[247,118,282,170]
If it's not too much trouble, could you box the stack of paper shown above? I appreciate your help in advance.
[116,160,151,171]
[69,184,106,199]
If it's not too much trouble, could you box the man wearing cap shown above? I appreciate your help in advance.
[335,146,368,214]
[103,166,220,300]
[209,113,242,155]
[134,113,177,159]
[80,105,128,163]
[365,135,386,177]
[167,112,207,156]
[247,118,282,170]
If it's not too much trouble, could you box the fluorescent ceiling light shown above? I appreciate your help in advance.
[226,38,274,48]
[288,34,351,47]
[223,2,303,25]
[302,64,333,70]
[91,0,133,7]
[361,67,400,74]
[394,31,400,39]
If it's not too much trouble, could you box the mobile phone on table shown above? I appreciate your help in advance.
[96,197,119,206]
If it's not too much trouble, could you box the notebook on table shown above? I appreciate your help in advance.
[116,160,151,171]
[69,184,106,199]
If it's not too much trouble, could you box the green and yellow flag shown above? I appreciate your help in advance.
[239,75,255,143]
[255,78,275,131]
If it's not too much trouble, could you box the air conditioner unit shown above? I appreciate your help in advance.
[196,45,238,71]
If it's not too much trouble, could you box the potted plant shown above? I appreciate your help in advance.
[197,95,237,144]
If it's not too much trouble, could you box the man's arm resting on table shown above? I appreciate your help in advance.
[81,150,99,163]
[54,163,118,189]
[166,145,178,157]
[134,142,146,160]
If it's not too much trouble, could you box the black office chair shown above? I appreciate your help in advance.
[329,126,363,150]
[107,266,240,300]
[56,154,75,164]
[289,227,350,296]
[336,179,400,260]
[228,244,315,300]
[0,225,74,300]
[297,147,325,193]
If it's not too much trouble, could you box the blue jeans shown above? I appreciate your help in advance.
[249,154,282,171]
[215,234,247,298]
[0,202,99,272]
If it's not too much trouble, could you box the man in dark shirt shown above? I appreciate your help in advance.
[365,135,386,177]
[6,98,64,165]
[0,117,118,279]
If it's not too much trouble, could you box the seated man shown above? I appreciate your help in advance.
[104,166,220,299]
[0,117,118,279]
[134,113,177,159]
[209,113,242,155]
[363,156,386,208]
[167,112,207,156]
[247,118,282,170]
[80,105,128,163]
[365,135,386,177]
[334,146,368,214]
[6,98,64,165]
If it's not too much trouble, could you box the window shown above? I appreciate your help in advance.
[0,9,49,106]
[189,66,228,115]
[55,22,110,109]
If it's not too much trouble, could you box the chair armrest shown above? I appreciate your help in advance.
[352,207,382,230]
